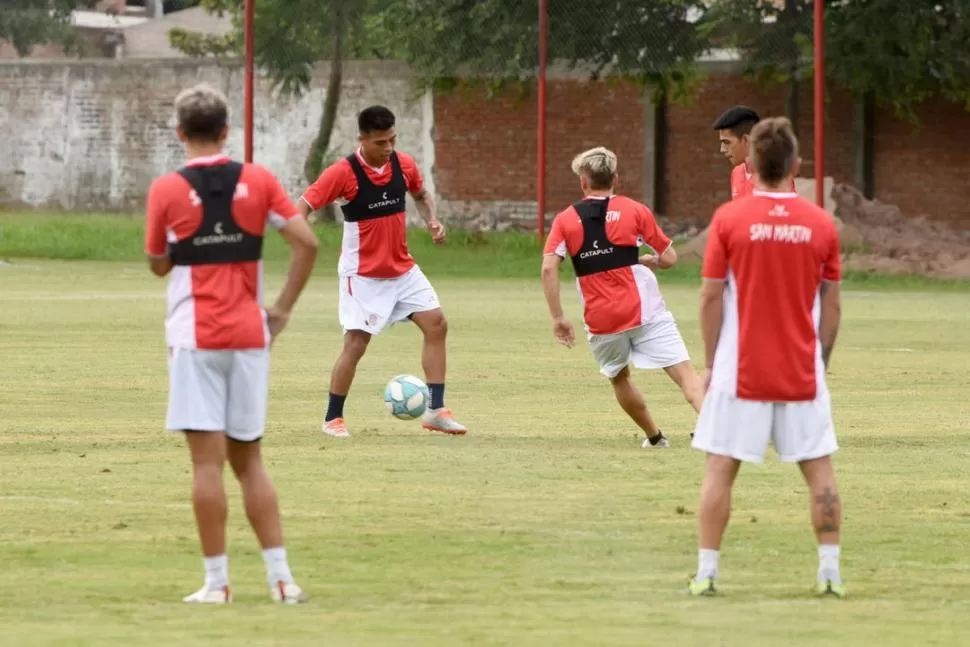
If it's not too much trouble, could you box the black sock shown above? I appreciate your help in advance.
[428,383,445,410]
[325,393,347,422]
[649,430,665,445]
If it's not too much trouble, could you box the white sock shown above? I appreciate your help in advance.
[262,546,294,587]
[697,549,719,580]
[818,544,841,584]
[203,554,229,590]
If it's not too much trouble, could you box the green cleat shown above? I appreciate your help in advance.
[814,580,846,599]
[687,576,717,596]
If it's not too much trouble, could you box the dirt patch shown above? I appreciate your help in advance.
[676,184,970,279]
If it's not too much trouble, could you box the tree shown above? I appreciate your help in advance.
[0,0,97,57]
[371,0,711,101]
[169,0,374,221]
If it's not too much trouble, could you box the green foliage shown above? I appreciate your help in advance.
[0,0,97,56]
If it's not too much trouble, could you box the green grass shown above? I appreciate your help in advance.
[2,212,969,289]
[2,260,970,646]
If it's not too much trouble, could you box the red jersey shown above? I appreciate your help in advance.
[731,161,796,199]
[145,154,301,350]
[544,195,673,336]
[302,149,423,279]
[702,190,842,401]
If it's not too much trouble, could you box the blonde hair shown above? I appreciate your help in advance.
[174,83,229,142]
[750,117,798,186]
[571,146,617,190]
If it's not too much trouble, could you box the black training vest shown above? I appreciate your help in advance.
[340,152,408,222]
[568,198,640,277]
[168,161,263,266]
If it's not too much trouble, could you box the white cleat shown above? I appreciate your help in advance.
[641,432,669,448]
[422,408,468,435]
[322,417,350,438]
[183,585,232,604]
[271,581,308,604]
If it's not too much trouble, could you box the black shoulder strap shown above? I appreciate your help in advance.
[573,197,609,221]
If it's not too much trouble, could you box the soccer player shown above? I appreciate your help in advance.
[299,105,467,438]
[145,83,318,604]
[689,117,844,597]
[540,147,705,448]
[713,105,796,199]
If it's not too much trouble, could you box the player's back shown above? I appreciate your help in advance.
[709,191,839,401]
[150,157,287,350]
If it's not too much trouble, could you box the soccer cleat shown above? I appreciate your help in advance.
[641,431,669,448]
[815,579,846,599]
[422,408,467,435]
[271,580,308,604]
[322,417,350,438]
[183,585,232,604]
[687,576,717,596]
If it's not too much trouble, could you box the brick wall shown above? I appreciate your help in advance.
[1,58,968,228]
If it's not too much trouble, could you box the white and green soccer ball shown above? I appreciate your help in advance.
[383,374,430,420]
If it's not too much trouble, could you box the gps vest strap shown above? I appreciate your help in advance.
[568,198,640,277]
[340,152,408,222]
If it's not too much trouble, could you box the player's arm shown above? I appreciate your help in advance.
[145,180,173,277]
[818,225,843,369]
[540,217,575,347]
[699,213,729,370]
[636,204,677,270]
[274,217,319,314]
[299,161,347,219]
[405,159,445,243]
[540,253,566,319]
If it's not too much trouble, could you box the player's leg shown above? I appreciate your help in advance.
[390,266,466,434]
[689,390,773,595]
[663,360,705,413]
[166,348,233,604]
[324,275,391,437]
[772,392,844,597]
[609,366,667,447]
[589,331,666,447]
[227,348,306,603]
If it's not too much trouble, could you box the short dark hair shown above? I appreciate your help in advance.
[358,105,395,134]
[175,83,229,143]
[750,117,798,185]
[712,105,760,137]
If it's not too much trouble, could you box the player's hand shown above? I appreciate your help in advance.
[553,316,575,348]
[427,218,446,244]
[639,254,659,269]
[266,306,291,345]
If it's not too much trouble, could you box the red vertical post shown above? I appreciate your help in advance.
[243,0,255,163]
[813,0,824,207]
[537,0,548,240]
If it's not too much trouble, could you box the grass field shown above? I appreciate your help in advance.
[1,216,970,646]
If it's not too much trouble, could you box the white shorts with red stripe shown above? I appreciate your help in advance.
[339,265,441,335]
[166,347,270,443]
[692,387,839,464]
[587,312,691,379]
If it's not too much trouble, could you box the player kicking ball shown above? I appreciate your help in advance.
[689,117,845,598]
[540,147,705,448]
[299,105,467,438]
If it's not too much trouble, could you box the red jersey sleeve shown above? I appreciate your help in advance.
[301,160,353,211]
[701,210,729,280]
[636,203,672,254]
[258,166,301,231]
[398,153,424,194]
[821,220,842,282]
[543,213,569,257]
[145,176,169,257]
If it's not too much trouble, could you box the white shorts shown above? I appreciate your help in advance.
[692,388,838,464]
[166,347,270,443]
[588,312,691,379]
[339,265,441,335]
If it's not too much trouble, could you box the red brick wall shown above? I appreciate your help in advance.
[874,100,970,228]
[433,79,646,212]
[434,73,969,228]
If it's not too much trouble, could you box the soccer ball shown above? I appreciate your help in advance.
[383,374,430,420]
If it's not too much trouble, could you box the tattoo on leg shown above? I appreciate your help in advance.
[815,487,841,533]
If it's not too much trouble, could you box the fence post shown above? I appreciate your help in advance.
[813,0,824,207]
[537,0,548,240]
[244,0,255,163]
